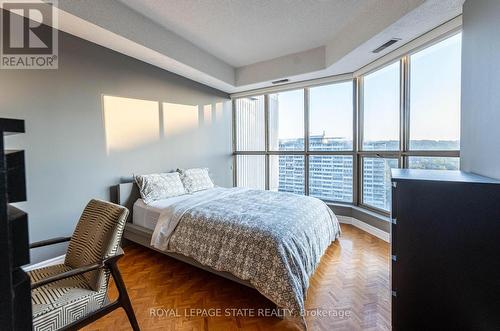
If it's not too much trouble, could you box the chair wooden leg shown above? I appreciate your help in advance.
[109,262,140,331]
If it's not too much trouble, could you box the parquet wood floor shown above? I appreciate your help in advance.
[82,224,390,331]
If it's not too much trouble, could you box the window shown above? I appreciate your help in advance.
[409,34,461,150]
[362,158,398,211]
[359,61,402,212]
[269,90,304,151]
[234,84,353,201]
[309,155,353,203]
[233,32,461,216]
[362,62,400,151]
[235,96,265,151]
[408,157,459,170]
[269,155,304,194]
[236,155,265,189]
[309,82,353,151]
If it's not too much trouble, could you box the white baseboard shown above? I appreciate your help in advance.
[22,254,65,272]
[337,216,390,243]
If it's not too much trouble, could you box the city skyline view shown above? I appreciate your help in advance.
[274,135,459,211]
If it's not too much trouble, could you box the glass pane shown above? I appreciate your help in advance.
[408,156,459,170]
[409,33,461,150]
[235,96,265,151]
[309,155,353,203]
[362,62,400,151]
[269,90,304,151]
[309,81,353,151]
[362,158,398,211]
[269,155,304,194]
[236,155,265,189]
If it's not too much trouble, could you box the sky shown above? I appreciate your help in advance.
[273,33,462,143]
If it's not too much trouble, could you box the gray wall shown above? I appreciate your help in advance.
[0,31,232,263]
[461,0,500,179]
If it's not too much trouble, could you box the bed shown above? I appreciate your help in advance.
[116,183,341,324]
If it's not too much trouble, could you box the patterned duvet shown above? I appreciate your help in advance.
[150,187,341,321]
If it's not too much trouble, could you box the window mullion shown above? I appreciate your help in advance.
[232,99,237,187]
[353,77,360,206]
[401,55,410,168]
[304,88,310,196]
[264,95,270,190]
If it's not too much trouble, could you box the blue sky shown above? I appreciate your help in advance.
[273,33,462,142]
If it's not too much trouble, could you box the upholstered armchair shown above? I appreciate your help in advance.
[28,199,139,331]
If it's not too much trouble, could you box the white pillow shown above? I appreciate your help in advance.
[135,172,186,204]
[178,168,214,193]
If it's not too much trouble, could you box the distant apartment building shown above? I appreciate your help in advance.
[274,136,391,210]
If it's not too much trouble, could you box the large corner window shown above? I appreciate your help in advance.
[308,81,354,203]
[269,155,305,194]
[362,61,400,151]
[309,81,353,151]
[409,33,461,151]
[360,61,401,212]
[236,155,265,189]
[235,96,265,151]
[309,155,353,203]
[362,158,398,211]
[234,32,461,215]
[269,90,304,151]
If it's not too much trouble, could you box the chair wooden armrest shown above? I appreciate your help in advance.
[30,236,72,249]
[30,251,125,290]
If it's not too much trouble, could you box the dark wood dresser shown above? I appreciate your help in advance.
[390,169,500,330]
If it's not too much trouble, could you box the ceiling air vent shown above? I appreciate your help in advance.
[272,78,289,84]
[372,38,401,53]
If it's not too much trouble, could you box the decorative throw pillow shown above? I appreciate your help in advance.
[178,168,214,193]
[135,172,186,204]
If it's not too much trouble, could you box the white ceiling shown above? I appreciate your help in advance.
[118,0,370,67]
[49,0,464,93]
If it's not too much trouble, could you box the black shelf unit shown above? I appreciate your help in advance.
[0,118,32,330]
[390,169,500,330]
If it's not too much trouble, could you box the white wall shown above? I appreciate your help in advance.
[460,0,500,179]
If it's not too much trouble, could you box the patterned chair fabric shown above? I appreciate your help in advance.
[29,264,108,330]
[29,199,129,331]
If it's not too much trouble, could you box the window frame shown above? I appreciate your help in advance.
[233,31,461,216]
[268,89,306,152]
[407,32,462,152]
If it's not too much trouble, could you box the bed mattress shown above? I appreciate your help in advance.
[132,190,209,230]
[133,199,161,230]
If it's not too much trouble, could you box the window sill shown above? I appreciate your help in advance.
[326,202,391,233]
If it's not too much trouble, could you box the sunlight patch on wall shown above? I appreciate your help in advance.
[163,102,199,136]
[215,102,223,121]
[103,95,160,153]
[203,104,212,126]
